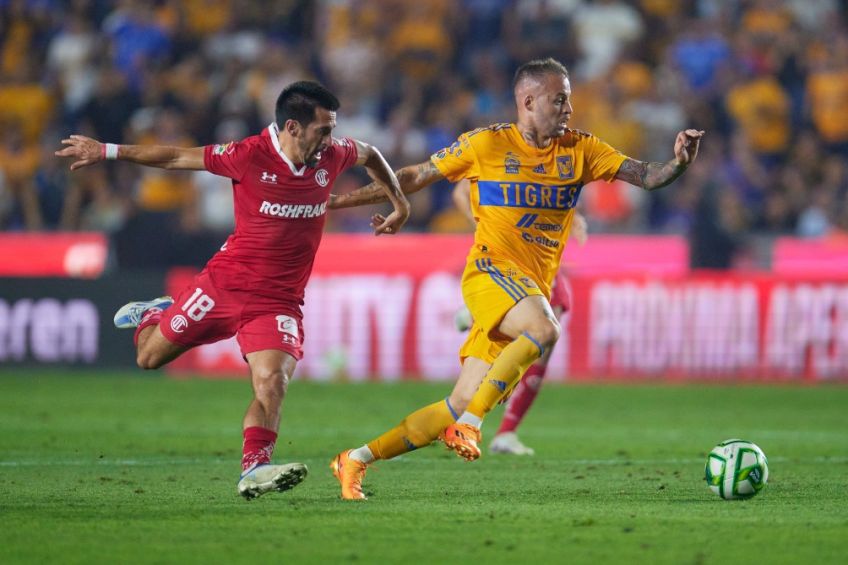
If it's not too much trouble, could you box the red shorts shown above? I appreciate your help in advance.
[159,269,304,359]
[550,271,571,313]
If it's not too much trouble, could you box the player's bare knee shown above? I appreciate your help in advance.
[252,367,290,402]
[448,391,472,414]
[525,319,561,350]
[136,349,163,370]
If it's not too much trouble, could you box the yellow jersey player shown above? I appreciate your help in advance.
[327,57,703,499]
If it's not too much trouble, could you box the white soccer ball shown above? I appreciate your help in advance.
[704,439,769,500]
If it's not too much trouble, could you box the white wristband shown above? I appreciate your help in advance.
[104,143,119,160]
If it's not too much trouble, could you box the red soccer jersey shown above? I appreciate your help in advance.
[202,123,358,307]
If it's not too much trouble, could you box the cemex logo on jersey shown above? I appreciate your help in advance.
[260,171,278,184]
[259,200,327,219]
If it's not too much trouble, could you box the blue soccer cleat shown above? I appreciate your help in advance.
[113,296,173,329]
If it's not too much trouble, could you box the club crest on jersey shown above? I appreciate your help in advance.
[170,314,188,334]
[315,168,329,187]
[556,156,574,180]
[212,142,234,155]
[504,152,521,174]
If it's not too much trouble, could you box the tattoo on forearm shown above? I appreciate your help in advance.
[616,158,686,191]
[330,161,442,209]
[332,181,390,208]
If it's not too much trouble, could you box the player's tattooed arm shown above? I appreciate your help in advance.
[329,161,445,209]
[615,158,686,191]
[352,139,410,235]
[614,129,704,191]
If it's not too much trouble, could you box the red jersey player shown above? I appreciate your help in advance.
[56,81,410,499]
[451,178,584,455]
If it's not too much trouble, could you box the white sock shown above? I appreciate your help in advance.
[456,412,482,428]
[348,445,375,464]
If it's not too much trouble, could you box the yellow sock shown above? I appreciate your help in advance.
[366,398,459,460]
[466,334,543,418]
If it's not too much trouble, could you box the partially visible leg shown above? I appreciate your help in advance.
[113,296,188,369]
[463,295,559,421]
[362,356,491,460]
[135,325,188,369]
[492,304,564,455]
[331,358,491,500]
[445,296,560,461]
[242,349,297,469]
[237,349,307,499]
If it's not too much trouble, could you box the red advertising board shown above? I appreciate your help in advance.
[165,234,848,382]
[0,233,108,277]
[773,236,848,275]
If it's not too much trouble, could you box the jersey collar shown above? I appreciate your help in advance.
[267,123,307,176]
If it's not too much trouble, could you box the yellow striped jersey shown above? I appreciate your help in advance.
[431,123,628,296]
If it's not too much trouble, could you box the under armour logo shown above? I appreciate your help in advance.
[260,172,277,183]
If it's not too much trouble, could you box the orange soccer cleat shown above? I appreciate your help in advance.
[440,423,482,462]
[330,450,368,500]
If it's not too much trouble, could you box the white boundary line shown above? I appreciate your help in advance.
[1,455,846,467]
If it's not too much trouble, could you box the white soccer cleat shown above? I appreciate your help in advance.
[113,296,173,329]
[489,432,535,456]
[237,463,308,500]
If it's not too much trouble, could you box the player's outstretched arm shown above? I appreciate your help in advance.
[329,160,445,210]
[614,129,704,191]
[56,135,206,171]
[351,139,411,235]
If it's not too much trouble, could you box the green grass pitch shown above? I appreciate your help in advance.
[1,372,846,564]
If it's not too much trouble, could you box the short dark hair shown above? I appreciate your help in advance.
[513,57,570,89]
[275,81,340,128]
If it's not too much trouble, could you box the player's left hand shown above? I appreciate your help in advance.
[55,135,104,170]
[673,129,704,166]
[370,209,408,236]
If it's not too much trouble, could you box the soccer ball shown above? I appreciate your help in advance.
[704,439,768,500]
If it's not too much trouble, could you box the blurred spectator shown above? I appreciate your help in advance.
[102,1,171,91]
[45,13,98,113]
[505,0,580,65]
[77,67,140,144]
[572,0,644,80]
[725,65,791,163]
[669,17,732,97]
[0,120,42,229]
[805,35,848,154]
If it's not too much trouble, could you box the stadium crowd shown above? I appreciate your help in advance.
[1,0,847,268]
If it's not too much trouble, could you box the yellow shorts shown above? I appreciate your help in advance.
[459,255,544,363]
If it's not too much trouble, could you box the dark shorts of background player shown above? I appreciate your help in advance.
[158,269,305,360]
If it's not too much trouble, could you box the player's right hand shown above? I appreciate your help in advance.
[55,135,104,170]
[673,129,704,166]
[370,209,409,236]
